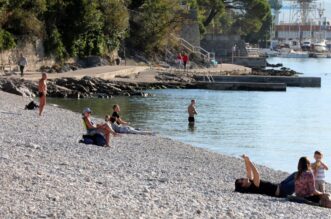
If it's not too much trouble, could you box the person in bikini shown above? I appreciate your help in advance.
[38,73,47,116]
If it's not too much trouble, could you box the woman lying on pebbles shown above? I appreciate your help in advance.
[106,104,154,135]
[82,107,118,147]
[235,155,296,198]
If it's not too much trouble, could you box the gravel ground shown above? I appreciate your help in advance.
[0,91,330,219]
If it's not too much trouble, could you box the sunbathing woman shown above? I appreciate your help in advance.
[235,155,296,198]
[82,107,117,147]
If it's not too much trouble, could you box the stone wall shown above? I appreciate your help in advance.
[0,40,55,73]
[180,9,201,47]
[200,34,247,59]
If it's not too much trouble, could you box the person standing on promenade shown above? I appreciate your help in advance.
[18,54,28,77]
[182,53,189,71]
[188,99,197,124]
[38,73,47,116]
[311,151,328,193]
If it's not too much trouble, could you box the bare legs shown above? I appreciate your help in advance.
[97,124,117,147]
[39,95,46,116]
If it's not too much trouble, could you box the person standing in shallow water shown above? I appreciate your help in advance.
[18,54,28,77]
[38,73,47,116]
[188,99,197,124]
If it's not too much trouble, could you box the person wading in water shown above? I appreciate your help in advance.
[188,99,197,124]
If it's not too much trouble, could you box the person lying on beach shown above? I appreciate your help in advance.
[82,107,117,147]
[294,157,331,208]
[107,104,154,135]
[235,155,296,198]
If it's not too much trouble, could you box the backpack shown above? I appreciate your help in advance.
[81,134,106,146]
[25,101,39,110]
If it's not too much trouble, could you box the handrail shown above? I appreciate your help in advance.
[170,34,211,62]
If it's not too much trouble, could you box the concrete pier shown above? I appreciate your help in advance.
[195,82,286,92]
[194,75,321,88]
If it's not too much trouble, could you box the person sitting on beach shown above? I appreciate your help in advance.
[234,155,296,198]
[106,104,153,135]
[311,150,328,193]
[294,156,331,208]
[295,157,324,204]
[82,107,117,147]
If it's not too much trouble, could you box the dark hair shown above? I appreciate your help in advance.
[314,150,322,156]
[296,157,311,180]
[235,178,249,193]
[113,104,119,110]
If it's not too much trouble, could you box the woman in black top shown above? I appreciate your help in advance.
[110,104,128,125]
[107,104,154,135]
[235,155,296,198]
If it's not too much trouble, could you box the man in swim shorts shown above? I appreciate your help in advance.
[187,99,197,123]
[38,73,47,116]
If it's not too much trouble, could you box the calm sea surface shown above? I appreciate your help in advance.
[48,58,331,182]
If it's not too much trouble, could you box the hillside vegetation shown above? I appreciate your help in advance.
[0,0,271,61]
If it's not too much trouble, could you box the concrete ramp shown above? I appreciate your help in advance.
[11,66,149,81]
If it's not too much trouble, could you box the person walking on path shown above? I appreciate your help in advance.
[38,73,47,116]
[182,53,189,71]
[188,99,197,124]
[18,54,28,77]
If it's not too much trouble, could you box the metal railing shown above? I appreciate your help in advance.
[171,34,211,62]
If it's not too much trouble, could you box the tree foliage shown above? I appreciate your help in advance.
[125,0,183,56]
[0,0,271,59]
[193,0,272,42]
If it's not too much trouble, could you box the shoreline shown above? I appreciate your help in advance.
[0,65,305,99]
[1,90,330,218]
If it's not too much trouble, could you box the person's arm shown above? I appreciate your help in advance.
[320,161,329,170]
[311,163,318,176]
[117,117,128,125]
[242,155,253,180]
[243,155,260,187]
[84,117,96,129]
[307,173,323,195]
[193,107,198,115]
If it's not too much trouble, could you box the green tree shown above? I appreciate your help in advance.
[126,0,183,56]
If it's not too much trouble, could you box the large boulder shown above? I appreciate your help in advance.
[2,81,35,97]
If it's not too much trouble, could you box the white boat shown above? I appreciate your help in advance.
[279,49,309,58]
[310,53,328,58]
[259,48,279,57]
[312,40,328,53]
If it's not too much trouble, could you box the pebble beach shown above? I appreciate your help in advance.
[0,90,330,219]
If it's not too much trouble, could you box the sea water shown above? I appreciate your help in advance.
[49,58,331,182]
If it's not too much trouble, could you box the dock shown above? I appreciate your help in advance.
[194,75,321,88]
[195,82,287,92]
